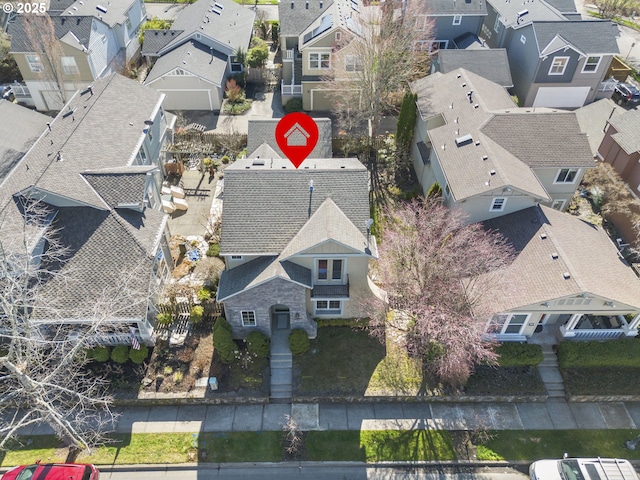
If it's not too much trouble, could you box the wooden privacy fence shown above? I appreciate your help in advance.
[158,300,223,320]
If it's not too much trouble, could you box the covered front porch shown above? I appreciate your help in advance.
[530,312,640,345]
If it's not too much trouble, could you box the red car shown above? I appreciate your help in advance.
[1,463,99,480]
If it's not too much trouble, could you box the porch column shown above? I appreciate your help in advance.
[559,313,582,338]
[625,313,640,336]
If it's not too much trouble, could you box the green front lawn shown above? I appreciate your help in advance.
[294,327,385,395]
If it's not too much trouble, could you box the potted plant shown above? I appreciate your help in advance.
[202,157,215,175]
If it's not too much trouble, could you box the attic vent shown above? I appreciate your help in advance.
[212,7,222,14]
[461,83,466,87]
[96,4,107,13]
[551,252,558,259]
[482,155,488,160]
[475,140,480,146]
[563,272,571,279]
[474,103,479,108]
[540,233,547,239]
[455,134,472,146]
[252,159,265,166]
[456,73,461,78]
[214,1,224,7]
[291,0,294,8]
[489,169,496,176]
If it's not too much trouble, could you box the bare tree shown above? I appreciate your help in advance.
[593,0,639,18]
[582,163,640,224]
[0,199,148,451]
[325,0,433,136]
[363,198,514,387]
[21,15,79,109]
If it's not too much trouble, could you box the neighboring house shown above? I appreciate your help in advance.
[575,98,622,157]
[478,0,620,108]
[409,68,594,223]
[246,118,332,158]
[431,48,513,87]
[420,0,487,51]
[597,108,640,191]
[143,0,254,111]
[216,156,378,339]
[482,205,640,342]
[0,73,175,346]
[0,100,51,182]
[7,0,146,111]
[279,0,365,111]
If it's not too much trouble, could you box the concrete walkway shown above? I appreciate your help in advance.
[14,400,640,437]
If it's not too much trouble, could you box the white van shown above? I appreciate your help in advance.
[530,457,638,480]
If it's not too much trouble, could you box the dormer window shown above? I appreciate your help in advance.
[549,56,569,75]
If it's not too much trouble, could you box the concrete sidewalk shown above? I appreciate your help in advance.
[16,401,640,437]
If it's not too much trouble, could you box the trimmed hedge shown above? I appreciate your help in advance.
[89,346,110,362]
[213,317,236,364]
[247,331,270,358]
[129,345,150,364]
[557,339,640,368]
[316,318,369,328]
[289,329,310,356]
[111,345,130,364]
[206,243,220,257]
[496,342,543,367]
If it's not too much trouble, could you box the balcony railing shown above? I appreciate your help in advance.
[281,81,302,96]
[284,49,294,60]
[311,276,350,298]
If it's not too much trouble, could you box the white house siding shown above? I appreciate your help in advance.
[124,1,145,60]
[25,80,83,111]
[89,20,120,78]
[456,192,539,223]
[224,255,262,269]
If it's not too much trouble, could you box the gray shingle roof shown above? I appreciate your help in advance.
[544,0,578,13]
[145,41,228,85]
[60,0,137,27]
[142,30,185,56]
[0,100,50,184]
[220,157,369,254]
[246,118,333,160]
[4,73,164,210]
[532,21,620,55]
[608,108,640,155]
[481,112,595,168]
[482,205,640,313]
[33,206,166,320]
[428,0,487,16]
[279,0,333,37]
[575,98,622,156]
[217,256,312,301]
[160,0,255,55]
[436,49,513,87]
[488,0,565,27]
[9,15,93,53]
[82,167,155,208]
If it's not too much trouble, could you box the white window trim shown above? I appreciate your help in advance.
[490,197,507,212]
[548,56,570,75]
[61,56,79,75]
[554,168,580,184]
[452,15,462,25]
[489,313,530,335]
[308,52,331,70]
[315,258,346,283]
[314,299,343,316]
[344,55,362,72]
[493,15,501,33]
[520,34,526,44]
[416,14,428,31]
[241,310,256,327]
[581,55,601,73]
[26,54,43,73]
[552,199,566,210]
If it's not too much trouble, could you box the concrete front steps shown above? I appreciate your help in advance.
[270,352,293,402]
[538,344,566,401]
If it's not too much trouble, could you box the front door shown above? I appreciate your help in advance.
[273,307,290,330]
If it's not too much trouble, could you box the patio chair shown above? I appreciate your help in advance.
[174,197,188,211]
[162,198,176,214]
[170,185,186,199]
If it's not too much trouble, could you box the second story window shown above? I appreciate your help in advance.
[344,55,362,72]
[452,15,462,25]
[26,54,43,73]
[493,15,501,33]
[415,14,428,31]
[549,56,569,75]
[309,52,330,69]
[61,56,79,75]
[317,259,344,282]
[555,168,579,184]
[582,56,601,73]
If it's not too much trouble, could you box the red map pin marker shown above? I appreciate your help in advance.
[275,112,319,169]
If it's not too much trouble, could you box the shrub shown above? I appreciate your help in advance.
[316,318,369,328]
[111,345,129,364]
[157,312,173,326]
[129,345,149,364]
[190,305,204,324]
[247,331,270,358]
[289,329,310,355]
[285,97,303,113]
[247,43,269,68]
[558,339,640,368]
[496,342,543,367]
[214,317,236,363]
[221,155,231,164]
[225,79,245,104]
[197,286,212,301]
[206,243,220,257]
[427,182,443,199]
[89,346,110,362]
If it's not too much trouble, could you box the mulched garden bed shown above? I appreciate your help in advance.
[464,365,546,396]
